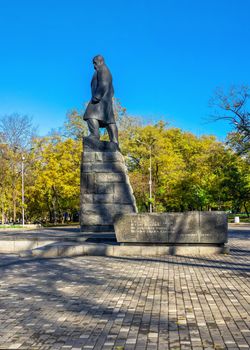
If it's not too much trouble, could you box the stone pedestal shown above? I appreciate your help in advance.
[114,212,228,244]
[80,137,137,233]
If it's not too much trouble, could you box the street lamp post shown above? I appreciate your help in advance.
[0,142,9,225]
[21,155,25,226]
[0,144,26,225]
[148,145,152,214]
[136,139,153,213]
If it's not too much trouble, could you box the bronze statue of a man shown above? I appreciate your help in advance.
[83,55,119,145]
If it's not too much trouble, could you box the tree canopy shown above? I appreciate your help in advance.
[210,85,250,158]
[0,101,249,224]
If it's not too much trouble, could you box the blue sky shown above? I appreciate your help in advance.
[0,0,249,140]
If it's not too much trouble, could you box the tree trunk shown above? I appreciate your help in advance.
[52,198,57,224]
[46,197,52,223]
[13,191,16,223]
[1,200,5,224]
[51,186,58,224]
[244,203,249,218]
[49,210,53,223]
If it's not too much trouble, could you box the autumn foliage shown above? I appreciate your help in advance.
[0,106,249,223]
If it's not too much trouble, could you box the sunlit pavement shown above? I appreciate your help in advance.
[0,226,249,350]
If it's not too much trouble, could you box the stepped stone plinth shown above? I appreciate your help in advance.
[80,137,137,233]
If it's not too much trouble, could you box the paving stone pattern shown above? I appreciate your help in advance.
[0,227,249,350]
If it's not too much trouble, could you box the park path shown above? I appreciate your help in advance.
[0,226,249,350]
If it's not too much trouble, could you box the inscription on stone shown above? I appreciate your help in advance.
[114,212,228,244]
[130,215,168,242]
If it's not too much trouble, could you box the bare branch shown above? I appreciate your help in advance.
[209,85,250,156]
[0,113,36,150]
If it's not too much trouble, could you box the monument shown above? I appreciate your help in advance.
[6,56,228,260]
[80,55,137,234]
[80,55,228,254]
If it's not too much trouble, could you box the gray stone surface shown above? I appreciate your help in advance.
[83,137,119,152]
[0,226,229,256]
[95,172,127,183]
[200,211,228,243]
[168,212,199,243]
[80,140,137,232]
[82,162,127,173]
[20,242,230,258]
[0,226,82,253]
[115,211,228,244]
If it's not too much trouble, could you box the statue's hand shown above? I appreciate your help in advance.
[92,96,100,103]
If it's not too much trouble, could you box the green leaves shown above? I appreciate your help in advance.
[1,105,249,223]
[120,123,249,214]
[24,136,82,223]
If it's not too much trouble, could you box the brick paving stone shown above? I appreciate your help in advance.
[0,226,249,349]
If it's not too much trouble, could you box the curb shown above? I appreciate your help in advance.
[19,242,230,259]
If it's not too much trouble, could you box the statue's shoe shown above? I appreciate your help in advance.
[85,134,100,141]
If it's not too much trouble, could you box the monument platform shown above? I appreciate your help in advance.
[0,223,229,258]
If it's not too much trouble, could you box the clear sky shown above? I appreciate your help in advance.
[0,0,249,140]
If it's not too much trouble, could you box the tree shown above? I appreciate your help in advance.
[113,98,141,133]
[0,114,36,222]
[25,135,82,223]
[209,85,250,157]
[219,155,250,216]
[0,143,12,223]
[120,121,249,214]
[0,113,36,150]
[63,109,88,140]
[1,104,248,222]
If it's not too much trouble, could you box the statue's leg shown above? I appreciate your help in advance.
[87,119,100,139]
[107,123,119,144]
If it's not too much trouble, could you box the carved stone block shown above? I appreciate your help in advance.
[95,183,114,194]
[114,212,228,244]
[80,139,137,233]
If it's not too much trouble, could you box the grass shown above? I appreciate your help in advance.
[42,222,79,227]
[228,214,250,223]
[0,224,25,228]
[0,223,79,229]
[0,224,42,229]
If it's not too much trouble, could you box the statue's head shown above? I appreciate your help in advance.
[93,55,104,70]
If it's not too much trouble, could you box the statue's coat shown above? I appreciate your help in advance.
[83,64,115,125]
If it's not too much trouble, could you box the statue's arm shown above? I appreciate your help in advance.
[92,70,109,103]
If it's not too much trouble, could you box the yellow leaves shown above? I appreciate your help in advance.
[4,117,248,221]
[24,135,82,220]
[120,121,250,212]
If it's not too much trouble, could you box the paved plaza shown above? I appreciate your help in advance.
[0,226,249,350]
